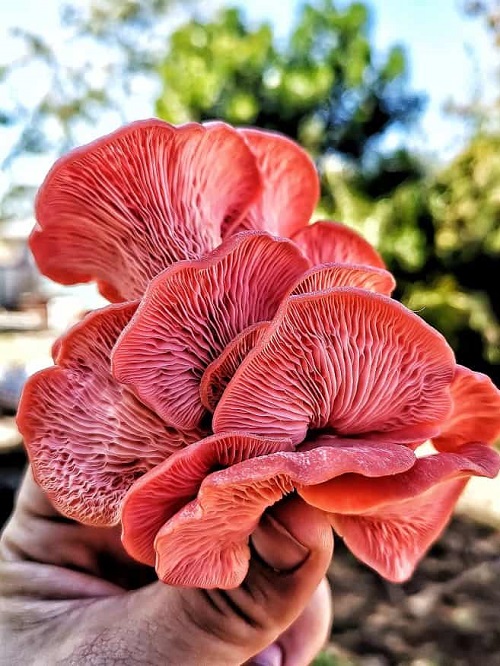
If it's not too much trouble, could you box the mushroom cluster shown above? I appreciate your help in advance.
[17,120,500,589]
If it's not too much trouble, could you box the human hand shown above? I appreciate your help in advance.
[0,469,333,665]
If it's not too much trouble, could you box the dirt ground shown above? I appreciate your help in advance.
[327,519,500,665]
[1,438,499,665]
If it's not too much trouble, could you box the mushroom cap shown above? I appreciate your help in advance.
[121,432,294,567]
[227,127,320,237]
[32,120,262,301]
[200,322,269,412]
[323,442,500,582]
[30,121,328,303]
[17,303,203,526]
[214,287,456,445]
[289,262,396,297]
[112,232,310,430]
[432,364,500,452]
[292,220,386,269]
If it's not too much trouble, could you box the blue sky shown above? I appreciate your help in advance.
[0,0,496,179]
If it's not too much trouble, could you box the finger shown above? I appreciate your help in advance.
[282,577,333,666]
[119,496,334,665]
[248,577,333,666]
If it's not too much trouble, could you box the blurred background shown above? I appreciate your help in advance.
[0,1,499,663]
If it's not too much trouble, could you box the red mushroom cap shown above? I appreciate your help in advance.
[432,365,500,452]
[292,220,386,268]
[32,120,262,301]
[214,287,456,445]
[112,232,310,430]
[226,127,320,238]
[17,303,203,526]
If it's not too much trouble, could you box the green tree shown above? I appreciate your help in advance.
[320,133,500,383]
[156,1,422,168]
[427,134,500,373]
[396,4,500,382]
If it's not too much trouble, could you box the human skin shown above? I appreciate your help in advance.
[0,469,333,666]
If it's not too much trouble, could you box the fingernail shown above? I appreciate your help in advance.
[247,643,283,666]
[251,513,309,572]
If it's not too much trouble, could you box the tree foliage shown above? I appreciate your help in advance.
[156,1,422,164]
[322,135,500,383]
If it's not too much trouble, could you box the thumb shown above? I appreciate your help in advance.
[246,578,333,666]
[129,496,334,665]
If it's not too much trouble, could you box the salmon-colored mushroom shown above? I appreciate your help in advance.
[17,119,500,590]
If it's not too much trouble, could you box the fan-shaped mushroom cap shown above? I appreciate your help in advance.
[227,128,320,237]
[32,120,262,301]
[17,303,202,526]
[214,287,456,445]
[289,262,396,297]
[121,432,294,566]
[320,443,500,582]
[112,232,310,430]
[432,365,500,452]
[200,322,269,412]
[292,220,386,268]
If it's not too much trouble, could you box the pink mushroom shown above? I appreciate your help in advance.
[17,119,500,591]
